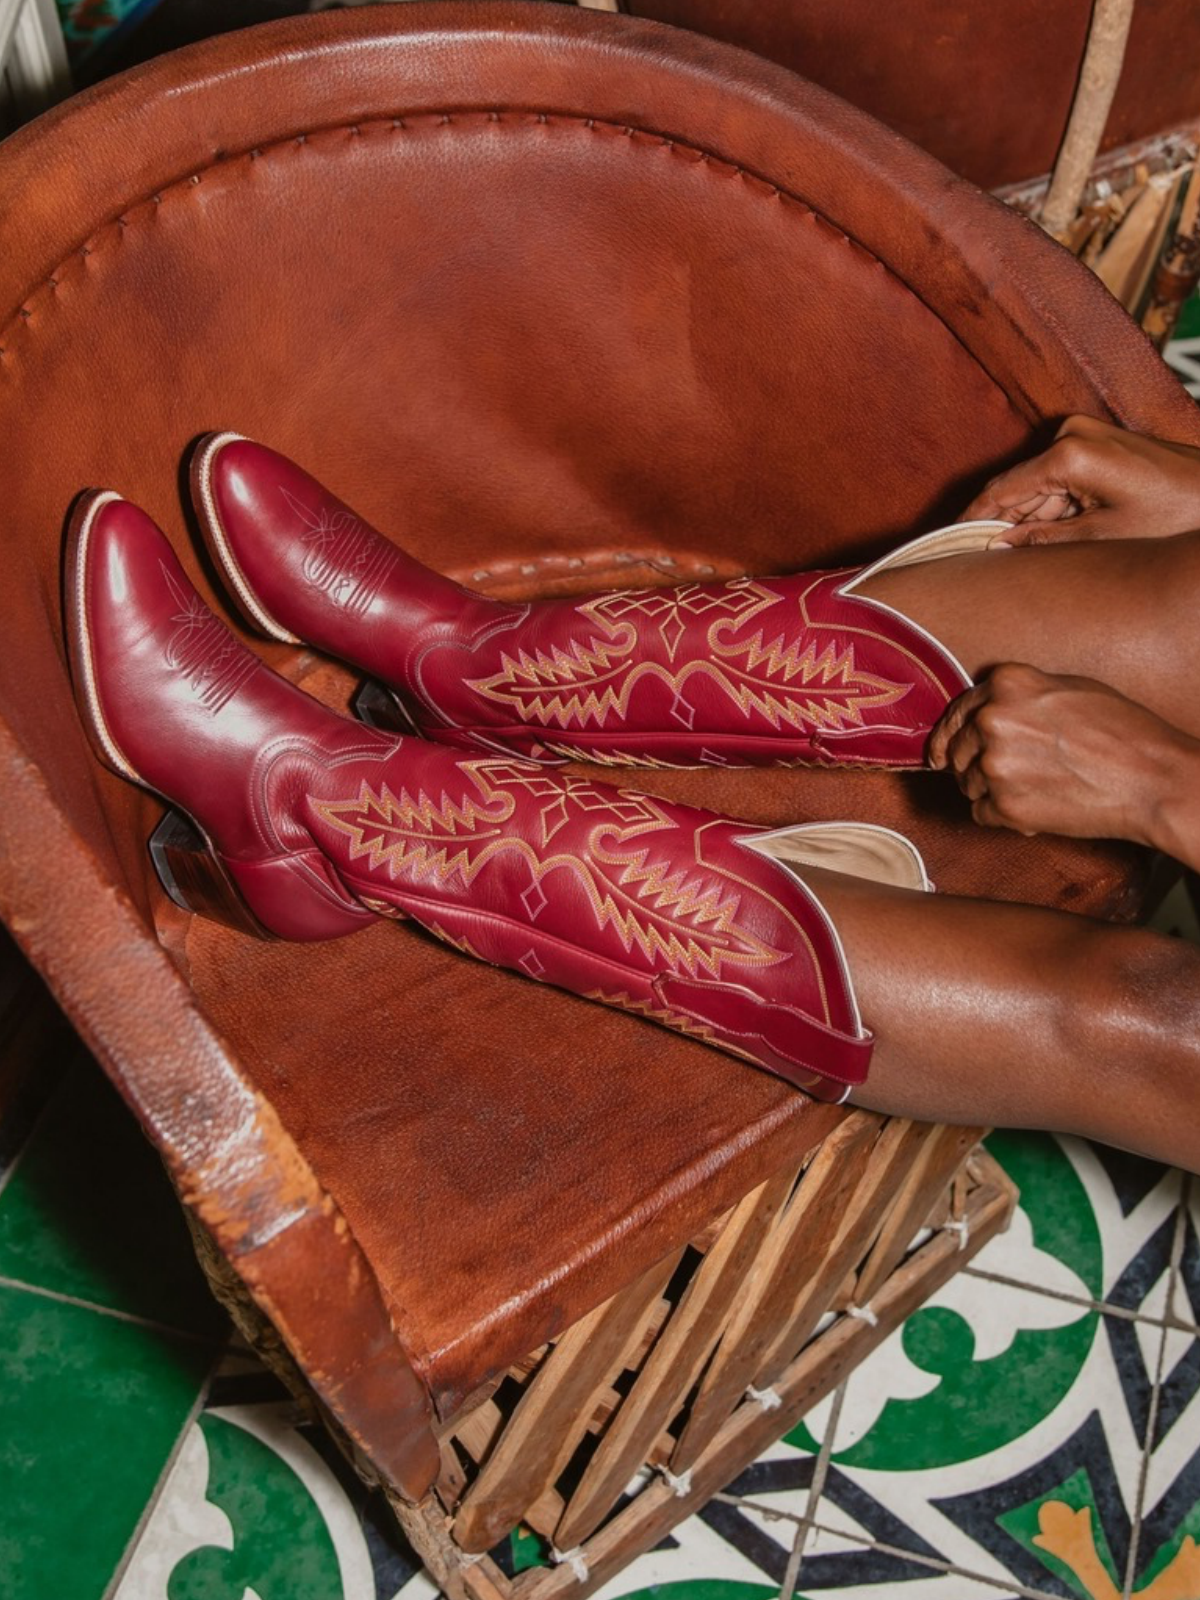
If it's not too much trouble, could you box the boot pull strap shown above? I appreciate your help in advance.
[652,974,872,1103]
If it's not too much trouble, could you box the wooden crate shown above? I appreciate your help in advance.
[188,1107,1013,1598]
[385,1117,1014,1596]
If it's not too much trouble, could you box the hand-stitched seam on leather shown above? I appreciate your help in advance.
[0,109,1024,418]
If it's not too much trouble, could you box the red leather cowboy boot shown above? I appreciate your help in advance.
[68,492,934,1102]
[193,435,1007,769]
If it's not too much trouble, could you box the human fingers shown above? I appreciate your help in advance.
[955,754,990,802]
[988,507,1117,547]
[971,792,1036,836]
[1053,413,1119,443]
[962,433,1124,522]
[942,718,984,781]
[927,684,988,769]
[984,491,1075,525]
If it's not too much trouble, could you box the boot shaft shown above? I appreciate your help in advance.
[195,436,986,769]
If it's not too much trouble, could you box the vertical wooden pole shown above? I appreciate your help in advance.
[1041,0,1137,239]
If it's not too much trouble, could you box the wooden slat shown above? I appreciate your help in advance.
[454,1252,681,1554]
[453,1399,507,1468]
[522,1482,567,1540]
[669,1112,879,1472]
[613,1293,674,1380]
[851,1124,983,1307]
[748,1117,932,1386]
[436,1433,469,1510]
[1094,172,1174,301]
[497,1157,1016,1599]
[552,1165,798,1549]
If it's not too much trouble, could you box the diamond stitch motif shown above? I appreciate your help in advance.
[520,879,548,922]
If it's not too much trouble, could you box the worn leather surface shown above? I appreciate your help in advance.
[198,436,973,768]
[626,0,1200,191]
[1,4,1198,1427]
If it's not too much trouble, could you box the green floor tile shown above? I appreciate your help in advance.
[165,1414,344,1600]
[0,1284,213,1600]
[612,1586,777,1599]
[0,1056,225,1335]
[1175,288,1200,340]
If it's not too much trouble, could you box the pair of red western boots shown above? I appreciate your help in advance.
[69,437,998,1102]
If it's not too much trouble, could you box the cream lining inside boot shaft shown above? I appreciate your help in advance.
[741,821,932,893]
[844,519,1013,584]
[836,518,1012,693]
[737,821,933,1045]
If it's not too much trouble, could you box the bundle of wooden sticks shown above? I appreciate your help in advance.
[1002,132,1200,349]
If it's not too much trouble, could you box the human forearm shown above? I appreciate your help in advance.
[1143,730,1200,873]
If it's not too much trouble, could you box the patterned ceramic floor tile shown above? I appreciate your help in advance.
[118,1403,381,1600]
[7,931,1197,1599]
[588,1507,791,1599]
[1140,1253,1200,1570]
[1061,1139,1184,1316]
[1,1283,213,1600]
[1164,333,1200,399]
[792,1498,1061,1599]
[1135,1360,1200,1600]
[811,1399,1138,1597]
[0,1053,226,1335]
[90,1123,1200,1600]
[799,1133,1110,1471]
[1171,1178,1200,1333]
[0,1001,229,1600]
[780,1130,1196,1600]
[116,1363,448,1600]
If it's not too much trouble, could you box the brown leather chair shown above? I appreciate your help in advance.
[1,5,1197,1593]
[622,0,1200,192]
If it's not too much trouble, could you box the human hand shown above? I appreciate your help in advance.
[962,415,1200,546]
[928,662,1197,849]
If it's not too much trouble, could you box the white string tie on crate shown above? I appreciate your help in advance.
[745,1383,782,1411]
[660,1465,693,1498]
[944,1217,971,1251]
[550,1544,591,1582]
[846,1303,878,1327]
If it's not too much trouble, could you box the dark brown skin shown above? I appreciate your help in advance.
[927,664,1200,873]
[835,417,1200,1171]
[962,413,1200,543]
[812,865,1200,1173]
[856,420,1200,873]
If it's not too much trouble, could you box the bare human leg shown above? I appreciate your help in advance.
[859,529,1200,739]
[797,862,1200,1173]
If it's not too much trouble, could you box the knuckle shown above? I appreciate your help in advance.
[985,794,1015,827]
[1055,435,1090,474]
[1057,412,1106,439]
[989,662,1038,695]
